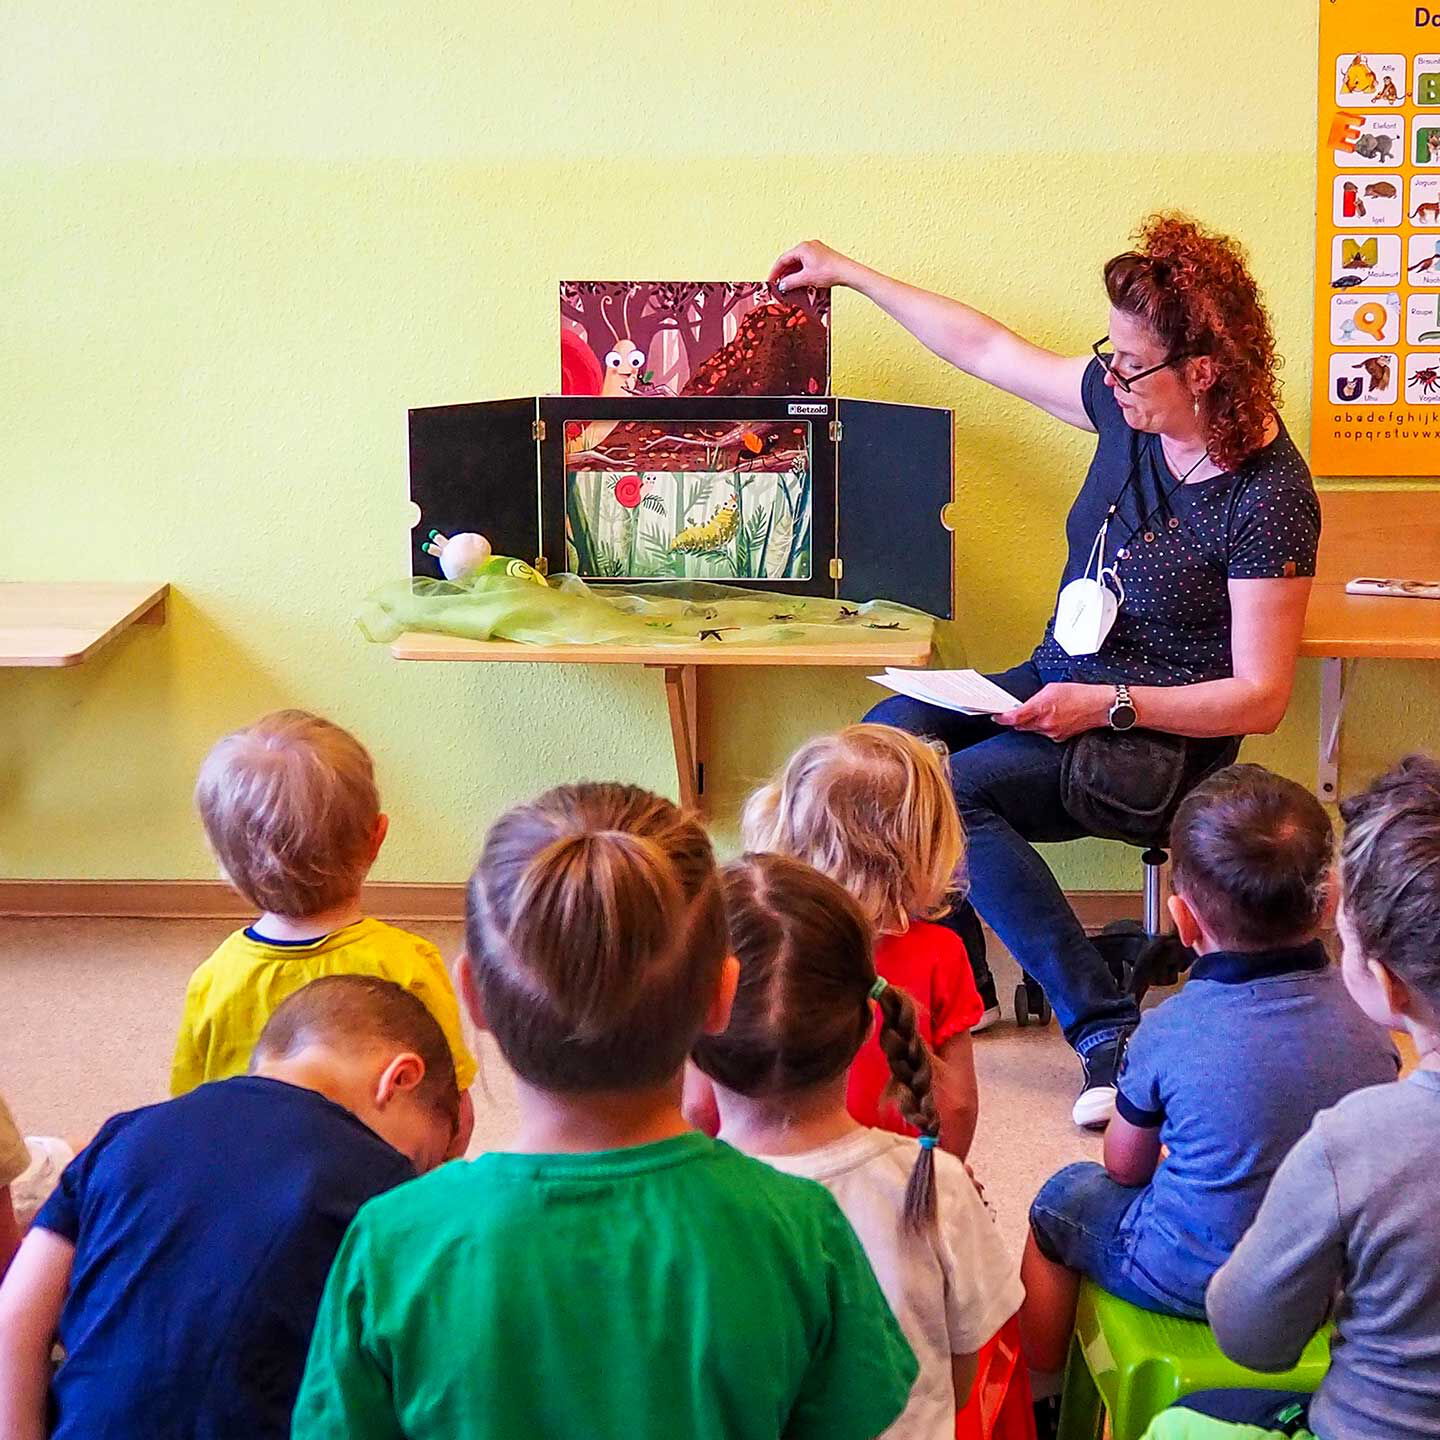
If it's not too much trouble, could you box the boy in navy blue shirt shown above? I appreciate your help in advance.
[0,974,459,1440]
[1017,764,1398,1375]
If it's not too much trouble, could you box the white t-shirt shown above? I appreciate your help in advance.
[758,1129,1023,1440]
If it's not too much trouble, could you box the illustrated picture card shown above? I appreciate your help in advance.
[559,281,830,399]
[1410,234,1440,286]
[1406,293,1440,346]
[1404,353,1440,404]
[1333,174,1403,226]
[1332,112,1405,167]
[1327,351,1398,405]
[1330,232,1402,286]
[561,417,814,582]
[1330,290,1400,346]
[1417,54,1440,107]
[1334,51,1406,106]
[1412,175,1440,225]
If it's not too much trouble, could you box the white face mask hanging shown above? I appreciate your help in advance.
[1053,516,1125,658]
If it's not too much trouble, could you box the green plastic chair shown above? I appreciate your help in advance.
[1056,1281,1332,1440]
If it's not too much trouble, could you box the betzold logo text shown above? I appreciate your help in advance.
[788,403,829,416]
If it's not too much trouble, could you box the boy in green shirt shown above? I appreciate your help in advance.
[294,782,917,1440]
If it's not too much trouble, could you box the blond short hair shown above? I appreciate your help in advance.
[196,710,379,918]
[741,724,965,935]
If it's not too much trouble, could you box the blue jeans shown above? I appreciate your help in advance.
[1029,1161,1203,1319]
[1176,1391,1310,1430]
[864,661,1139,1053]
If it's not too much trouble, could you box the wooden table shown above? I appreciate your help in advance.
[1303,491,1440,800]
[0,582,169,668]
[390,631,933,809]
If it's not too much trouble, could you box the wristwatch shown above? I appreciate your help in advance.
[1109,683,1138,731]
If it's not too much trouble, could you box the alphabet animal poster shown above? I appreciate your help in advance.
[1312,1,1440,474]
[560,282,831,399]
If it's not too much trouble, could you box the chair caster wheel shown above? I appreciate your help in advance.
[1014,977,1052,1028]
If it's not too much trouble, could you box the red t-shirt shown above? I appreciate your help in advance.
[845,921,983,1136]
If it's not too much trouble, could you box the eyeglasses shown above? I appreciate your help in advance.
[1091,336,1191,393]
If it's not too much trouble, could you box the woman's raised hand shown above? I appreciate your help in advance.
[769,240,855,294]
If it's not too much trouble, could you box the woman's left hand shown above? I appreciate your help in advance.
[994,683,1110,742]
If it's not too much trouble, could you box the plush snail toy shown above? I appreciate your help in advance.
[421,531,547,586]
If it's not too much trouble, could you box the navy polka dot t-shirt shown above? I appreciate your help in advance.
[1030,360,1319,687]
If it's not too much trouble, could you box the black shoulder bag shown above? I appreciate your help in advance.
[1059,729,1241,847]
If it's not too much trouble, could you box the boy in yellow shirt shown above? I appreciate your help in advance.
[172,710,476,1148]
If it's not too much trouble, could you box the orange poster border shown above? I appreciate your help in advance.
[1310,1,1440,477]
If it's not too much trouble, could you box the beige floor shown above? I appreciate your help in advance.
[0,915,1099,1252]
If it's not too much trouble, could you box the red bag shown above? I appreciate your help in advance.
[957,1315,1036,1440]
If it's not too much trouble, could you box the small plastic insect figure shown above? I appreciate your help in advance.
[1409,365,1440,398]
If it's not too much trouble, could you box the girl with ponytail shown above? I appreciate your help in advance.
[694,853,1022,1440]
[292,783,917,1440]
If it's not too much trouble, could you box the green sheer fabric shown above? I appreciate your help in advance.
[358,572,956,661]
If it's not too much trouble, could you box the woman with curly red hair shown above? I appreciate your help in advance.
[771,218,1318,1128]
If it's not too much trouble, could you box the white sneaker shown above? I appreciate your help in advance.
[1071,1083,1117,1130]
[12,1136,75,1228]
[970,1004,1003,1035]
[1070,1041,1123,1130]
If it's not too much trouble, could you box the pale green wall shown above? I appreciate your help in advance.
[0,2,1428,886]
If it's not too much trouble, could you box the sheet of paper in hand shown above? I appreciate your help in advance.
[869,668,1022,715]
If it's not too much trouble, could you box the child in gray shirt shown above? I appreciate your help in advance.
[1167,754,1440,1440]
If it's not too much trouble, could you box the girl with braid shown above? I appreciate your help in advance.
[741,724,983,1156]
[695,853,1022,1440]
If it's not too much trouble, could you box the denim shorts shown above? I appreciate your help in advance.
[1028,1162,1204,1319]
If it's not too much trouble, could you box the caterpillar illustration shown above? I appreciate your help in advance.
[670,500,739,555]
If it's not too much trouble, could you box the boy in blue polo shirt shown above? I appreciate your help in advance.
[1017,764,1398,1375]
[0,976,460,1440]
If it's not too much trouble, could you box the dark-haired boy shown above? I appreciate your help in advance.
[0,976,458,1440]
[1017,764,1398,1375]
